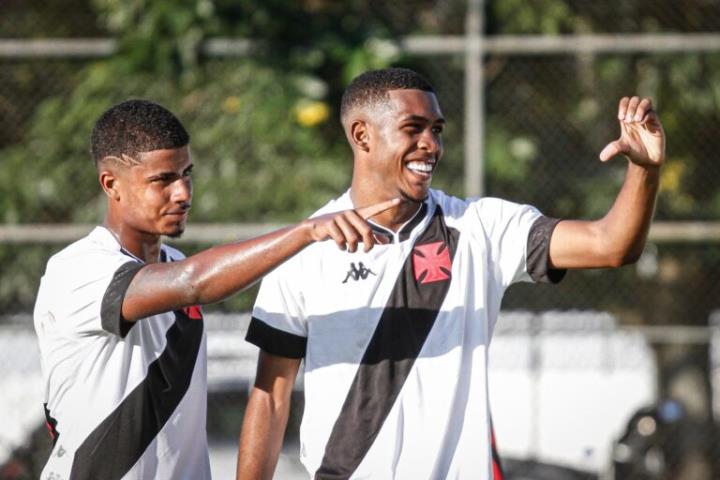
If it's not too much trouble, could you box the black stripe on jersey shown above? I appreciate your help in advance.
[69,307,204,480]
[526,216,566,284]
[315,206,459,480]
[246,317,307,359]
[100,261,144,338]
[369,202,428,244]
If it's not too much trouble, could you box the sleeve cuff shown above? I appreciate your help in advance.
[527,216,566,284]
[246,317,307,359]
[101,261,144,337]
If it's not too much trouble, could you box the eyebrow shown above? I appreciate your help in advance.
[400,114,446,124]
[146,163,194,180]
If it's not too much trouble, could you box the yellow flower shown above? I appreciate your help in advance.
[222,96,241,114]
[660,161,685,193]
[295,101,330,127]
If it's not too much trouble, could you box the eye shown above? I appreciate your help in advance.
[183,166,194,177]
[403,124,422,134]
[432,125,444,134]
[150,173,176,183]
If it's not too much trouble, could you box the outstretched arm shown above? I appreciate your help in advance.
[237,352,301,480]
[549,96,665,269]
[121,198,400,321]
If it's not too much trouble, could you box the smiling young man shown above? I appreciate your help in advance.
[237,68,665,479]
[33,99,397,480]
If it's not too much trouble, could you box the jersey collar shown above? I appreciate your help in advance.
[341,189,437,244]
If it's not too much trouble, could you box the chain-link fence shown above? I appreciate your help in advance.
[3,0,720,479]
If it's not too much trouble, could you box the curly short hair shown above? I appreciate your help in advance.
[91,99,189,167]
[340,67,435,123]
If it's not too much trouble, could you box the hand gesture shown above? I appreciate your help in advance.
[599,96,665,168]
[306,198,401,252]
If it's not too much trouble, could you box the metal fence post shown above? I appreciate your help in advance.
[464,0,485,198]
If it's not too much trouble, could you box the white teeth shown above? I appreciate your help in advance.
[406,161,433,173]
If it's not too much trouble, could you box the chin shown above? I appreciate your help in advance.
[400,189,429,203]
[164,223,186,239]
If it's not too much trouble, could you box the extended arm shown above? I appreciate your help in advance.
[122,199,399,321]
[549,96,665,269]
[237,352,301,480]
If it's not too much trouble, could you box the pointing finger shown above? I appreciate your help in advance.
[356,197,402,220]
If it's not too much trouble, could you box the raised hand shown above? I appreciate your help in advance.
[306,198,402,252]
[599,96,665,168]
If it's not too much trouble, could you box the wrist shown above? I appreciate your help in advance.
[299,218,319,244]
[627,159,661,183]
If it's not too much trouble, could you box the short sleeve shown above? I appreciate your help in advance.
[44,251,143,338]
[474,198,562,288]
[526,216,566,284]
[246,258,308,359]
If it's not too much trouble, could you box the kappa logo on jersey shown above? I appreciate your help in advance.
[182,305,203,320]
[412,241,452,284]
[342,262,376,283]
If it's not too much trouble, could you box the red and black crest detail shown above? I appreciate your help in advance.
[412,241,452,284]
[182,305,203,320]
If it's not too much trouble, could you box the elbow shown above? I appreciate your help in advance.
[605,248,642,268]
[622,248,643,266]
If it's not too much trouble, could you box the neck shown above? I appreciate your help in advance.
[103,215,162,263]
[349,180,424,233]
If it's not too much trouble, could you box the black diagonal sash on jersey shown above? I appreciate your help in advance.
[316,206,459,480]
[69,253,204,480]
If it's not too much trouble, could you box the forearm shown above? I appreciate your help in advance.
[122,222,313,321]
[596,161,660,264]
[550,162,660,269]
[237,361,296,480]
[183,222,313,304]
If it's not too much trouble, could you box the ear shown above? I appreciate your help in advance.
[99,168,121,201]
[349,120,370,152]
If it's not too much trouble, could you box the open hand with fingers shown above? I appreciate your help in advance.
[304,198,401,252]
[599,96,665,169]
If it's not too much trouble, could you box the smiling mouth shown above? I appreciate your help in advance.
[405,160,435,177]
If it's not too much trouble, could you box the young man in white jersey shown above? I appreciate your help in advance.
[237,68,665,479]
[33,100,397,480]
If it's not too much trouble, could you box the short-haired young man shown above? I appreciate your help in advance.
[33,99,397,480]
[238,68,665,479]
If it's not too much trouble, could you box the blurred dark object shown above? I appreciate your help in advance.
[611,399,720,480]
[503,458,597,480]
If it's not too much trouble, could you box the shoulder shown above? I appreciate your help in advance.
[309,192,351,218]
[43,228,140,286]
[430,191,542,235]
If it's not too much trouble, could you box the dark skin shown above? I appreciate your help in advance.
[237,90,666,480]
[98,145,400,322]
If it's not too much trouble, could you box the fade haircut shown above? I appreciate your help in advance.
[340,67,435,123]
[91,99,190,167]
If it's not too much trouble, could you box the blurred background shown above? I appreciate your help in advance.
[2,1,720,479]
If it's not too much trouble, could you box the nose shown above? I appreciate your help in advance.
[418,128,441,154]
[172,176,192,204]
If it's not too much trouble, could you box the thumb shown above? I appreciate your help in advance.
[599,139,626,162]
